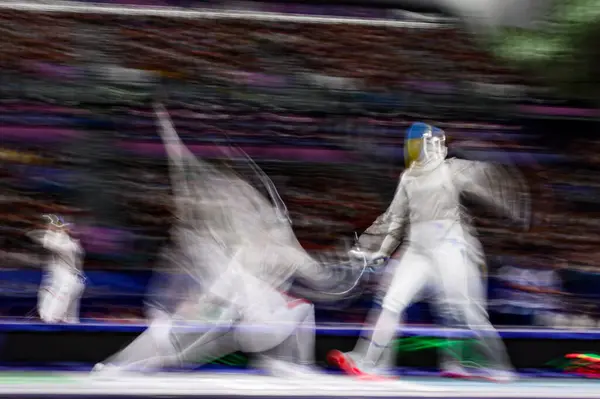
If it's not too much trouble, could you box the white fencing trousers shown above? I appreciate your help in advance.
[38,267,84,323]
[359,235,511,371]
[182,265,316,365]
[202,262,315,352]
[433,241,512,371]
[380,248,433,314]
[106,277,316,371]
[175,300,315,367]
[102,312,177,369]
[351,249,433,371]
[112,302,315,371]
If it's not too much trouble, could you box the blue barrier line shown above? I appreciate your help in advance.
[0,365,579,379]
[1,321,599,339]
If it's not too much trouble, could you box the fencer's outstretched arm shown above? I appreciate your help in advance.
[293,250,339,289]
[450,159,531,229]
[360,176,409,257]
[154,103,188,201]
[154,103,195,164]
[289,252,368,302]
[154,103,195,201]
[154,103,218,235]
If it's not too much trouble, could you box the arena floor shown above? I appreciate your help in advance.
[0,372,598,399]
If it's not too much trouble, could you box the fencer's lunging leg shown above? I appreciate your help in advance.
[174,325,239,368]
[100,317,176,369]
[261,302,315,365]
[236,301,314,354]
[252,301,318,377]
[351,308,395,371]
[460,293,513,372]
[436,302,466,370]
[98,304,240,372]
[351,253,430,371]
[293,303,316,365]
[436,242,513,373]
[360,307,400,369]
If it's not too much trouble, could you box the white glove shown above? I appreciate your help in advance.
[349,249,389,267]
[368,251,390,267]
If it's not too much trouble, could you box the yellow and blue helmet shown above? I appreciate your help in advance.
[404,122,446,168]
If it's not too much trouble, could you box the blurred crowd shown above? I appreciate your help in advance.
[0,11,520,87]
[0,6,599,324]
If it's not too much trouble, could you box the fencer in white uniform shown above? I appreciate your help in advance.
[93,104,346,377]
[28,215,85,323]
[329,122,529,381]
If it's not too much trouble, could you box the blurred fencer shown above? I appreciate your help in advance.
[27,215,85,323]
[328,122,530,382]
[93,104,356,377]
